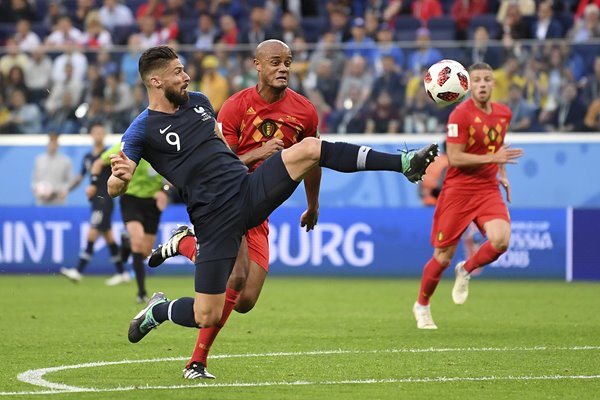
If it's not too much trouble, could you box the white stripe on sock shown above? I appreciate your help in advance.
[167,299,178,322]
[357,146,371,170]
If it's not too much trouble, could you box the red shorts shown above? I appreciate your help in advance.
[246,219,269,271]
[431,187,510,248]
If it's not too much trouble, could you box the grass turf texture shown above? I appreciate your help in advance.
[0,275,598,399]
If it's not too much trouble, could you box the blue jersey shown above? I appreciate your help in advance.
[121,92,248,218]
[81,147,111,198]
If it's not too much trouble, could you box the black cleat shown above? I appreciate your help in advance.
[128,292,168,343]
[148,225,194,268]
[182,362,216,379]
[401,143,439,183]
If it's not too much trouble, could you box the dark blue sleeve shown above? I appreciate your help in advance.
[189,91,216,116]
[121,110,148,164]
[80,154,89,176]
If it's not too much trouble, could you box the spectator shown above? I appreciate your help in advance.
[467,26,503,69]
[363,9,381,40]
[210,0,246,22]
[279,11,304,44]
[32,133,73,206]
[327,6,352,43]
[13,19,41,52]
[332,86,369,134]
[45,14,85,50]
[128,83,149,121]
[157,10,181,44]
[99,0,135,31]
[238,6,276,50]
[374,24,405,76]
[104,74,134,133]
[230,56,258,92]
[382,0,403,29]
[404,89,442,134]
[532,1,564,40]
[51,45,88,83]
[95,49,119,78]
[344,17,378,68]
[308,31,347,78]
[79,95,108,132]
[583,97,600,131]
[136,0,165,20]
[288,37,311,93]
[492,55,524,103]
[137,15,161,48]
[0,39,30,77]
[581,55,600,105]
[217,14,239,47]
[451,0,487,40]
[82,11,113,49]
[539,82,587,132]
[82,64,105,104]
[4,65,29,101]
[406,28,443,76]
[570,4,600,42]
[6,89,43,134]
[574,0,600,21]
[4,0,37,22]
[304,58,340,131]
[24,47,53,106]
[522,57,550,111]
[44,1,68,30]
[120,34,143,86]
[496,0,536,21]
[198,55,230,113]
[371,54,405,108]
[411,0,443,26]
[506,83,537,132]
[335,55,373,112]
[558,41,585,81]
[45,63,84,134]
[498,2,532,61]
[195,12,219,51]
[365,91,403,134]
[72,0,98,30]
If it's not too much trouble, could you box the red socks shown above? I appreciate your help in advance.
[417,257,447,306]
[187,287,240,368]
[178,236,197,262]
[463,241,504,273]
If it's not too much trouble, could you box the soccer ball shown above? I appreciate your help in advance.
[424,60,470,107]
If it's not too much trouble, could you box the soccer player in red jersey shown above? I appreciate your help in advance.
[152,39,322,378]
[412,62,524,330]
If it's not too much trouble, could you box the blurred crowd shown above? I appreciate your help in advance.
[0,0,599,135]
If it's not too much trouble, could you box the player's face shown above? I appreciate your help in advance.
[469,69,494,104]
[256,46,292,91]
[161,59,190,106]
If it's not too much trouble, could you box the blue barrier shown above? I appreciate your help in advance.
[0,205,572,279]
[3,134,600,208]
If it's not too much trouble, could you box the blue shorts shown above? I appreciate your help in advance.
[192,151,299,294]
[90,197,114,232]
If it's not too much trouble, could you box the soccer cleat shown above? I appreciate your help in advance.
[182,362,216,379]
[413,302,438,330]
[401,143,439,183]
[128,292,168,343]
[105,271,131,286]
[120,231,131,263]
[148,225,194,268]
[136,293,149,304]
[452,261,471,305]
[60,267,82,283]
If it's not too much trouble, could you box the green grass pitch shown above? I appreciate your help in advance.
[0,274,599,399]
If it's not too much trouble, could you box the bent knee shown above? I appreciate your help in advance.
[194,309,221,328]
[489,239,509,253]
[299,137,321,162]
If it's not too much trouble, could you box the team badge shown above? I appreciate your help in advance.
[487,128,498,142]
[259,120,277,138]
[437,231,444,242]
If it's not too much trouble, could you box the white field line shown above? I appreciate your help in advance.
[3,345,599,396]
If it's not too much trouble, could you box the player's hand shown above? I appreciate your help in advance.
[300,208,319,232]
[500,177,511,203]
[494,144,524,164]
[261,138,284,159]
[85,185,97,200]
[154,190,168,211]
[110,150,133,182]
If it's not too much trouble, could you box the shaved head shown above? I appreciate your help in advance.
[256,39,290,59]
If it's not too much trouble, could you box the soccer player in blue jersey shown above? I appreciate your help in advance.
[108,45,438,379]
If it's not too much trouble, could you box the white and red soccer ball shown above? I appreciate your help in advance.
[424,59,470,107]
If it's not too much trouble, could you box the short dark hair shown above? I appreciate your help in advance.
[89,121,105,131]
[138,46,179,86]
[469,62,493,72]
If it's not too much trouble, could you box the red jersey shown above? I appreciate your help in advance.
[444,98,512,191]
[217,86,319,172]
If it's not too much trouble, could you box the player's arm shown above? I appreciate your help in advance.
[300,165,321,231]
[108,151,137,197]
[498,163,512,203]
[68,174,84,192]
[237,138,285,169]
[446,142,523,167]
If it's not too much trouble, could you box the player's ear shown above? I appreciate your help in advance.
[149,75,162,89]
[254,58,260,71]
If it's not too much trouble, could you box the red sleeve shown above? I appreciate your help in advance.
[446,107,468,144]
[217,98,243,147]
[304,103,320,139]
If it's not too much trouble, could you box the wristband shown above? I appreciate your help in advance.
[91,175,99,186]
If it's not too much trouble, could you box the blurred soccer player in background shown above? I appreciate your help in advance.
[413,62,524,330]
[60,123,125,284]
